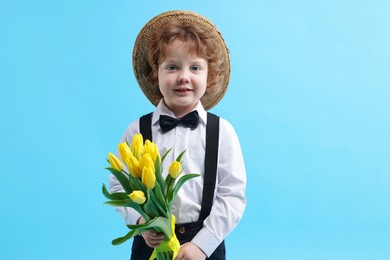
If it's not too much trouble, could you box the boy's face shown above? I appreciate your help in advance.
[158,39,208,117]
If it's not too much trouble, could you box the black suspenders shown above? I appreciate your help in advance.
[199,112,219,221]
[139,112,220,221]
[139,112,153,142]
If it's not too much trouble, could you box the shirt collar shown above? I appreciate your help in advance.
[152,99,207,126]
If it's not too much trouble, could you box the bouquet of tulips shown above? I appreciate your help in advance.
[102,133,199,260]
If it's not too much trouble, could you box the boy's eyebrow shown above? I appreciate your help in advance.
[192,59,207,65]
[161,58,177,63]
[161,58,207,65]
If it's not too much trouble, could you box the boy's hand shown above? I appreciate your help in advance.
[176,242,206,260]
[138,217,165,248]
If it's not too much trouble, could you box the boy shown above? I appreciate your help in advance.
[110,10,246,260]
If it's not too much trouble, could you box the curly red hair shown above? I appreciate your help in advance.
[147,21,225,97]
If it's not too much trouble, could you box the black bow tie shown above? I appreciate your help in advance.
[159,110,199,133]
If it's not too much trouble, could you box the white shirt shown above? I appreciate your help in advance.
[110,100,246,256]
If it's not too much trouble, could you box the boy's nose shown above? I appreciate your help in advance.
[178,71,190,84]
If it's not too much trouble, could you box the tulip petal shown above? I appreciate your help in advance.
[168,161,181,178]
[108,152,123,171]
[118,142,132,163]
[129,190,146,204]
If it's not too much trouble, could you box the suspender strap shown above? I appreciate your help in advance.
[139,112,220,221]
[199,112,220,221]
[139,112,153,142]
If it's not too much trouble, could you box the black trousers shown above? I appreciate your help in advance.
[131,220,225,260]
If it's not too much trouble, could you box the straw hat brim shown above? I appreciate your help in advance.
[132,10,230,110]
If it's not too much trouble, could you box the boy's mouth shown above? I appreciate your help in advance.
[174,88,193,94]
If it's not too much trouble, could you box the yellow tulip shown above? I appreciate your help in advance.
[131,133,143,160]
[126,154,142,178]
[108,152,123,171]
[142,167,156,189]
[168,161,182,179]
[118,142,131,163]
[140,153,155,174]
[143,140,160,163]
[129,190,146,204]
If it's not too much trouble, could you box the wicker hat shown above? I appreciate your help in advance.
[132,10,230,110]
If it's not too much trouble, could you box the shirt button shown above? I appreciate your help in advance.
[177,131,182,136]
[178,226,185,234]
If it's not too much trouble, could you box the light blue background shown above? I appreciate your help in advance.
[1,1,389,259]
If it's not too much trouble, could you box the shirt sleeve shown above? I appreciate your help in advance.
[109,120,141,225]
[192,118,247,256]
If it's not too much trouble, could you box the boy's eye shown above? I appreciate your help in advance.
[166,65,178,71]
[191,65,202,71]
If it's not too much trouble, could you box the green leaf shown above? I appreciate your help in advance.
[149,194,166,217]
[175,150,186,162]
[102,184,128,200]
[127,173,147,193]
[154,182,168,208]
[155,156,166,195]
[164,174,173,188]
[112,216,173,245]
[104,199,150,222]
[167,173,200,207]
[149,184,168,217]
[104,199,132,207]
[127,216,172,238]
[164,175,175,197]
[143,189,160,217]
[106,167,132,194]
[112,229,138,245]
[126,216,157,230]
[161,148,172,162]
